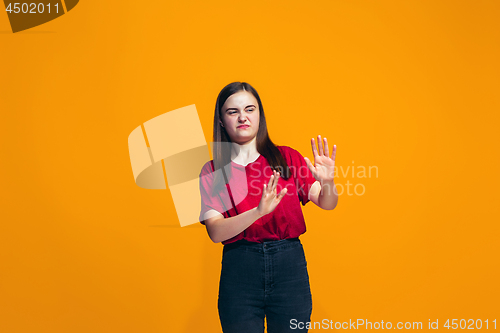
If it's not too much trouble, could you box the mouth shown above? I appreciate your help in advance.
[237,125,250,129]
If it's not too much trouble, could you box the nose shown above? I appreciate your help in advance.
[238,113,247,122]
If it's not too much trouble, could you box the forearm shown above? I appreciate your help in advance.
[206,207,262,243]
[318,179,338,210]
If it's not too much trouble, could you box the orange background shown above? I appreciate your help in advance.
[1,1,499,332]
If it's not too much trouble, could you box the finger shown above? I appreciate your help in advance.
[317,135,324,156]
[324,137,329,157]
[269,170,278,193]
[311,137,318,157]
[277,187,288,201]
[267,172,275,190]
[272,171,280,193]
[304,156,314,172]
[331,144,337,161]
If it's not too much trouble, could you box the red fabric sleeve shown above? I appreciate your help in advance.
[198,161,231,225]
[286,147,318,206]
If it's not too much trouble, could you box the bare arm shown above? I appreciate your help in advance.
[202,169,287,243]
[203,207,262,243]
[309,180,338,210]
[304,135,338,211]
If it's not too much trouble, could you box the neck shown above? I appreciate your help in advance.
[230,136,259,161]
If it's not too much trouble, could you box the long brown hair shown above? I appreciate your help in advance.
[211,82,290,195]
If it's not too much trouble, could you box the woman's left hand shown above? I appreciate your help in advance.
[304,135,336,183]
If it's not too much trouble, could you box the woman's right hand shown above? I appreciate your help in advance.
[256,170,288,217]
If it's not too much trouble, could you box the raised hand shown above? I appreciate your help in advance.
[304,135,336,183]
[256,170,288,217]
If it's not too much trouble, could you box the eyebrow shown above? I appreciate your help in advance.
[225,105,256,112]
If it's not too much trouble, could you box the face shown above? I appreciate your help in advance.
[220,91,260,144]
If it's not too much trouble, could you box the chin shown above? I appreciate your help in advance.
[233,135,256,144]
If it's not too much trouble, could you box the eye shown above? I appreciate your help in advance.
[246,108,254,112]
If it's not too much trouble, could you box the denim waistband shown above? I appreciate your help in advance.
[223,237,301,254]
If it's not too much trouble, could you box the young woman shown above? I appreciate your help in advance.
[198,82,338,333]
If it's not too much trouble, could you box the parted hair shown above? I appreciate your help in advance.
[211,82,291,195]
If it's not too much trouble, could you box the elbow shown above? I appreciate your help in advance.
[208,229,230,244]
[204,215,232,244]
[321,203,336,210]
[320,197,338,211]
[329,197,339,210]
[325,203,337,210]
[205,221,224,244]
[206,228,222,243]
[208,234,223,244]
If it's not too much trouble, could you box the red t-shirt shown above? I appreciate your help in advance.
[198,145,317,245]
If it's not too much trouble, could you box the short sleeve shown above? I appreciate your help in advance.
[285,147,318,206]
[198,161,230,224]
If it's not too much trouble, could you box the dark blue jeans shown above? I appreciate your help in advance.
[218,237,312,333]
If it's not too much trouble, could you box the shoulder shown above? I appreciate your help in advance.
[276,145,304,160]
[276,145,294,155]
[199,160,215,176]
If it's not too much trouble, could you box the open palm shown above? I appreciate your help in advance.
[304,135,336,183]
[256,169,288,217]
